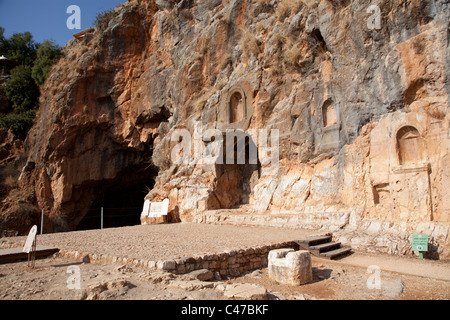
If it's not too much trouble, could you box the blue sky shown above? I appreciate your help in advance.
[0,0,126,47]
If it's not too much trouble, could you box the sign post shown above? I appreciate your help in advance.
[412,234,428,259]
[40,210,44,235]
[23,225,38,268]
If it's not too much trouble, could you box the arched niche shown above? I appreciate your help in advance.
[396,125,424,166]
[218,83,253,131]
[322,99,337,128]
[229,91,244,123]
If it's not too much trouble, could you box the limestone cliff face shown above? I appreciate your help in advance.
[1,0,449,257]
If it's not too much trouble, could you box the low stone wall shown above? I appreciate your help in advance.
[170,242,297,277]
[194,211,450,260]
[57,241,298,278]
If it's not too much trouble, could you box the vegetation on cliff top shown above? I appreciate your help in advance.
[93,8,120,31]
[0,27,62,139]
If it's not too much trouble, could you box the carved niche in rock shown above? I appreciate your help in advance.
[217,83,253,131]
[396,125,424,166]
[229,91,245,124]
[318,99,340,152]
[322,99,338,128]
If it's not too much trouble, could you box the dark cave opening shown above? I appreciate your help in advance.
[75,170,156,231]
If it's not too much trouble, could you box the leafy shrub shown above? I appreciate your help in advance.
[0,110,35,139]
[93,9,119,31]
[4,65,40,113]
[0,28,62,140]
[0,30,37,67]
[32,40,62,86]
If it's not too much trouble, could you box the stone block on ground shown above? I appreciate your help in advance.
[185,269,214,281]
[223,283,268,300]
[268,248,312,286]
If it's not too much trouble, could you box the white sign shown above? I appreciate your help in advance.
[142,199,169,218]
[23,225,37,254]
[141,200,151,217]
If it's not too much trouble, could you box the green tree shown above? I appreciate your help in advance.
[0,110,35,140]
[4,65,40,113]
[32,40,62,86]
[0,27,5,44]
[2,32,37,66]
[0,26,9,60]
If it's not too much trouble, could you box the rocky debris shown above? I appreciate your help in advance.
[114,265,133,274]
[248,270,263,278]
[142,270,176,285]
[223,283,268,300]
[81,279,134,300]
[1,253,449,300]
[288,293,317,300]
[168,279,215,292]
[381,279,404,298]
[184,269,214,281]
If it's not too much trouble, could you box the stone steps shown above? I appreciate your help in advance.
[294,234,351,260]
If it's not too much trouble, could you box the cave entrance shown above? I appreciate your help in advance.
[76,170,155,231]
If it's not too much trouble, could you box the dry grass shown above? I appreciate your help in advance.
[219,51,233,70]
[192,92,210,112]
[241,30,261,61]
[283,38,303,67]
[222,0,232,7]
[1,163,17,178]
[152,151,171,171]
[1,162,20,189]
[4,176,18,188]
[275,0,315,21]
[192,74,228,113]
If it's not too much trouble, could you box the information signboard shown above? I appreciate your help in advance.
[412,234,428,258]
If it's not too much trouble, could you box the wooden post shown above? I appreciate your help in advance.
[40,209,44,235]
[28,238,36,268]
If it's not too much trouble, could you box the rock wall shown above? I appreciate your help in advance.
[142,0,450,258]
[1,0,448,257]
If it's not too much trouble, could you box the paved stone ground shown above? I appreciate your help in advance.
[0,223,449,300]
[0,223,318,262]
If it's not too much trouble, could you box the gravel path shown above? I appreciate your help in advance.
[1,223,317,262]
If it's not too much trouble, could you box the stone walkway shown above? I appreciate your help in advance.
[0,223,317,263]
[1,223,449,282]
[327,251,450,281]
